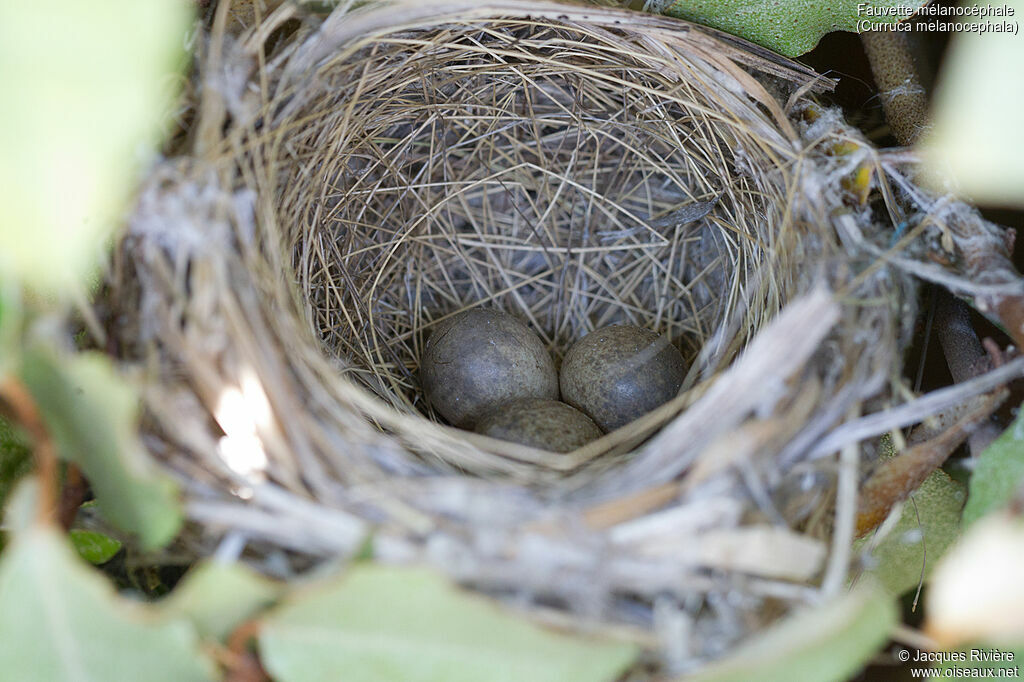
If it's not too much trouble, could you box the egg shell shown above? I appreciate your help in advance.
[475,398,602,452]
[560,324,686,432]
[419,309,558,427]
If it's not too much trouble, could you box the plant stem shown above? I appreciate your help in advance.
[860,31,929,146]
[0,378,57,524]
[58,464,88,531]
[856,388,1006,536]
[933,291,1003,456]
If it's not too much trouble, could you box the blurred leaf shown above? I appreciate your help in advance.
[962,409,1024,528]
[20,348,182,550]
[69,529,122,565]
[686,581,896,682]
[923,0,1024,206]
[0,0,190,293]
[161,561,282,642]
[854,465,965,596]
[0,525,215,681]
[656,0,926,57]
[925,515,1024,647]
[0,476,40,558]
[260,564,640,682]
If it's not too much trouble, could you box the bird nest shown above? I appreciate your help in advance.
[97,0,1004,669]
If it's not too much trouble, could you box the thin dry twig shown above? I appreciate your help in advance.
[0,377,58,524]
[934,292,1003,455]
[855,388,1007,536]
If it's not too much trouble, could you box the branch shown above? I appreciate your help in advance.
[855,388,1006,536]
[933,291,1003,456]
[0,377,57,523]
[860,31,929,146]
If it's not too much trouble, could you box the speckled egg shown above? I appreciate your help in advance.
[474,398,602,452]
[419,309,558,428]
[559,325,686,432]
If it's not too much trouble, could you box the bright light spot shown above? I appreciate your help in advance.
[232,485,254,501]
[217,433,267,480]
[241,368,273,430]
[214,369,273,480]
[900,528,923,544]
[216,387,251,438]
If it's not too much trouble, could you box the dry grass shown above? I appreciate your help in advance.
[286,8,815,468]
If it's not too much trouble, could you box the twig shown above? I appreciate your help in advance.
[933,291,1002,455]
[0,377,57,524]
[810,356,1024,458]
[910,497,925,612]
[945,208,1024,352]
[855,388,1006,536]
[57,463,88,531]
[224,620,270,682]
[863,29,1024,354]
[822,438,859,596]
[890,623,940,651]
[860,31,929,146]
[935,293,987,385]
[193,0,232,157]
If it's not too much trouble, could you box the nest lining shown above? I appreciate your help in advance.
[290,17,796,425]
[96,0,972,669]
[264,4,867,486]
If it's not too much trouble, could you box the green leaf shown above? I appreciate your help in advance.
[260,564,640,682]
[69,529,123,565]
[160,561,283,642]
[19,348,182,550]
[656,0,926,57]
[0,0,190,294]
[685,582,896,682]
[854,467,965,596]
[923,0,1024,207]
[0,525,215,681]
[962,408,1024,528]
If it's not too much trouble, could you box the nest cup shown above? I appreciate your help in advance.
[108,0,916,667]
[280,1,858,469]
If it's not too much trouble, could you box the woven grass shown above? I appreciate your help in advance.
[97,0,1010,669]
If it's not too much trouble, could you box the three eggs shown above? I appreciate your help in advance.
[419,309,686,452]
